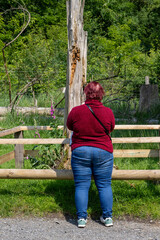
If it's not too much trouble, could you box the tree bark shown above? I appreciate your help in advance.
[64,0,87,129]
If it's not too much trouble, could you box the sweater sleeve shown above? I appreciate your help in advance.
[66,109,74,131]
[110,109,115,132]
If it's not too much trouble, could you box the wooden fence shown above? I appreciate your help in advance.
[0,125,160,180]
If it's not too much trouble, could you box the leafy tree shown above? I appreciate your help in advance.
[0,0,159,108]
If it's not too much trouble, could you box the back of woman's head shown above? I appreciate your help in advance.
[84,81,105,101]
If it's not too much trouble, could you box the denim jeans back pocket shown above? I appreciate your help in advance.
[94,149,113,166]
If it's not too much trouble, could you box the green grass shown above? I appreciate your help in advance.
[0,178,159,220]
[0,90,65,108]
[0,105,160,220]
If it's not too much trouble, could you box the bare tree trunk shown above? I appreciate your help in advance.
[62,0,87,168]
[64,0,87,129]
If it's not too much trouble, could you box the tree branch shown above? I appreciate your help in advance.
[94,68,121,82]
[1,4,31,107]
[2,6,31,50]
[10,78,39,111]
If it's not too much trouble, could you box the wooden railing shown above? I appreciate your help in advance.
[0,125,160,180]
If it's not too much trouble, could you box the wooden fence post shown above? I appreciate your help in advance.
[14,131,24,168]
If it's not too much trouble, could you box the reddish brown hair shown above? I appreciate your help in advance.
[84,81,105,101]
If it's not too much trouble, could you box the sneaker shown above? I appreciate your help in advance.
[100,216,113,227]
[77,218,87,228]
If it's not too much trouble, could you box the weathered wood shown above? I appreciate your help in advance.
[24,149,159,159]
[0,151,15,164]
[0,138,70,144]
[0,126,21,137]
[64,0,87,127]
[112,170,160,180]
[0,137,160,145]
[113,137,160,143]
[22,124,160,130]
[20,126,52,131]
[139,84,159,112]
[0,125,63,138]
[113,149,159,158]
[145,76,150,85]
[0,169,159,180]
[21,124,160,130]
[0,125,160,138]
[114,125,160,130]
[24,150,39,158]
[20,125,63,131]
[0,107,64,116]
[14,131,24,168]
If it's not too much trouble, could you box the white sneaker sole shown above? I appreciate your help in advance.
[78,225,86,228]
[104,223,113,227]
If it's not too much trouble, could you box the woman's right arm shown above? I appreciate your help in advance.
[110,109,115,133]
[66,109,74,130]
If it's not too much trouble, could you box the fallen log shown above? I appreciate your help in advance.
[0,107,64,116]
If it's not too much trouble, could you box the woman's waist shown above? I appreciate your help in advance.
[71,141,113,153]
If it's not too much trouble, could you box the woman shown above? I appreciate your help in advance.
[67,81,115,228]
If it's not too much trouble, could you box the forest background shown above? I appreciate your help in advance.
[0,0,160,115]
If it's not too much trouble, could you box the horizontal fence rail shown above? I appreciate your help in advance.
[0,169,160,180]
[113,149,159,158]
[24,149,159,158]
[1,149,159,166]
[0,151,15,165]
[0,125,160,137]
[0,126,22,137]
[0,138,70,145]
[0,137,160,144]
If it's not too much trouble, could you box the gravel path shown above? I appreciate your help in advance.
[0,217,160,240]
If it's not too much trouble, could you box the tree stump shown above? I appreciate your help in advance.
[139,84,159,112]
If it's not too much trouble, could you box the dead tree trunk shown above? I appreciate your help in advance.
[64,0,87,128]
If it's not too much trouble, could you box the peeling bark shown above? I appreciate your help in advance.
[64,0,87,128]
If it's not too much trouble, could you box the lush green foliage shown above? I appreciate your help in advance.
[27,116,65,169]
[0,0,160,106]
[84,0,160,101]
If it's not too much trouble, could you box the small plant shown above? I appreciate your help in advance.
[26,144,61,169]
[26,104,64,169]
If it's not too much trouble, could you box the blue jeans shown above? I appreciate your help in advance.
[71,146,113,220]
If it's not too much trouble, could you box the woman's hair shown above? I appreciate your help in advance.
[84,81,105,101]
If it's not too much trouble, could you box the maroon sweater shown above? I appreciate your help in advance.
[67,99,115,153]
